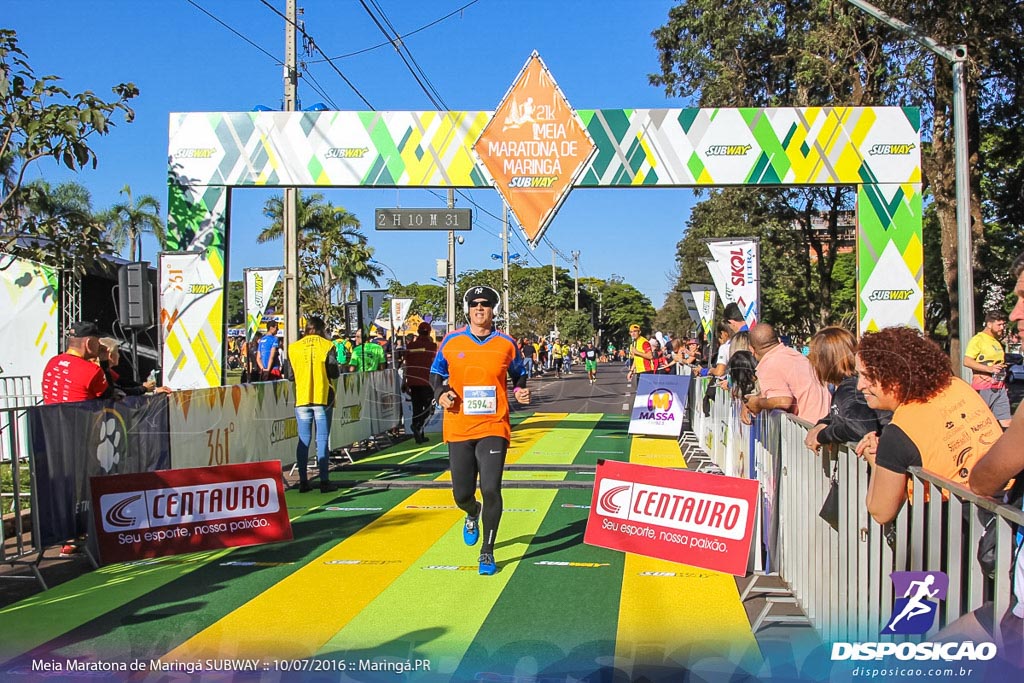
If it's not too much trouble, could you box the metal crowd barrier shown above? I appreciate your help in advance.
[692,378,1024,642]
[0,403,45,589]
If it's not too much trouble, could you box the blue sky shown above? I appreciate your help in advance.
[5,0,696,306]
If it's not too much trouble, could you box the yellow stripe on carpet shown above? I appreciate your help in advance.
[614,433,761,671]
[159,415,556,662]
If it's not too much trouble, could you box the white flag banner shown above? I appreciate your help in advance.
[391,298,414,330]
[702,256,730,312]
[680,291,702,326]
[689,284,717,337]
[704,239,759,327]
[244,267,282,341]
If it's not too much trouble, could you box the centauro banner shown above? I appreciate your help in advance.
[0,254,58,391]
[584,459,759,576]
[159,251,225,390]
[628,374,691,438]
[704,238,759,327]
[244,267,282,342]
[689,284,717,338]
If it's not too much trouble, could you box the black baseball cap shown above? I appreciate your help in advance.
[69,321,100,338]
[464,285,499,307]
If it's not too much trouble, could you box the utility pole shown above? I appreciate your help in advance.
[502,202,510,334]
[282,0,300,354]
[446,189,456,332]
[551,249,557,294]
[572,250,580,311]
[846,0,973,379]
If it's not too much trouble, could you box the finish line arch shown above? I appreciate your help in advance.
[164,58,921,389]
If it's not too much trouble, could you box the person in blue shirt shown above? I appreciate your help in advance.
[257,320,282,380]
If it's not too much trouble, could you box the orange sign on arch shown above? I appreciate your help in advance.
[473,51,596,246]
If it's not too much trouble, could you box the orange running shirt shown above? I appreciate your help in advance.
[430,327,527,442]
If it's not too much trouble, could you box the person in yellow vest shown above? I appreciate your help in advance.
[288,315,341,493]
[854,326,1001,524]
[627,323,654,381]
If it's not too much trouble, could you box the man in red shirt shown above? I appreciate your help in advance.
[41,321,114,405]
[404,321,438,444]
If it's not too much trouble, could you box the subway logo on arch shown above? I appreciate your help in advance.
[641,389,675,420]
[595,477,749,540]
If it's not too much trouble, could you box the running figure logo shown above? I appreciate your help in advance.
[882,571,948,634]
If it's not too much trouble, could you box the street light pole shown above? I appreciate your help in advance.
[572,250,580,311]
[502,202,511,334]
[846,0,974,379]
[446,189,456,333]
[282,0,300,355]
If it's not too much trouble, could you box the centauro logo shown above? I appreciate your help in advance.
[175,148,217,159]
[705,144,752,156]
[509,176,558,188]
[325,147,369,159]
[189,284,215,295]
[869,289,915,301]
[868,143,916,155]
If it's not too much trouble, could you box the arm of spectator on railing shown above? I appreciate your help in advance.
[970,401,1024,498]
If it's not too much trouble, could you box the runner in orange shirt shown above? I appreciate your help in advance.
[430,285,531,575]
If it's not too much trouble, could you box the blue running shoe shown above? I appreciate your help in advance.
[478,553,496,575]
[463,515,480,546]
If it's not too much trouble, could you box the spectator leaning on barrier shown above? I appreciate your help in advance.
[939,252,1024,664]
[288,315,341,493]
[854,326,1002,524]
[964,310,1013,428]
[97,337,171,397]
[41,321,115,405]
[803,327,889,451]
[708,321,736,378]
[742,323,830,425]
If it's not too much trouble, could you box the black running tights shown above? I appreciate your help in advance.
[448,436,508,554]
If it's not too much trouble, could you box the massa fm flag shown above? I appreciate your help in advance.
[628,374,691,437]
[584,459,759,576]
[244,267,282,342]
[90,460,292,564]
[703,238,760,327]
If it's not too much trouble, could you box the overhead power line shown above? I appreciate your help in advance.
[310,0,482,62]
[258,0,375,109]
[185,0,281,64]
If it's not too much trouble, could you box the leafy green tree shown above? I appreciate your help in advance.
[0,29,137,271]
[101,184,163,261]
[556,310,595,345]
[8,179,112,274]
[388,281,446,320]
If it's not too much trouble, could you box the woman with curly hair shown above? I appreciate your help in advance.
[804,327,889,451]
[855,326,1003,524]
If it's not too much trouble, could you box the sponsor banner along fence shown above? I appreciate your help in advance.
[628,374,690,437]
[584,459,759,576]
[168,370,401,469]
[90,460,292,564]
[29,394,171,550]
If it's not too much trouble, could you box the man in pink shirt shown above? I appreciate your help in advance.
[742,323,830,424]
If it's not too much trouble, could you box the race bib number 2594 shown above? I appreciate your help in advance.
[463,386,497,415]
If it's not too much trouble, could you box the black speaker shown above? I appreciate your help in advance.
[117,262,154,329]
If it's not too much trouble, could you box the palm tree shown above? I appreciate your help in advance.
[102,184,163,262]
[261,192,380,324]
